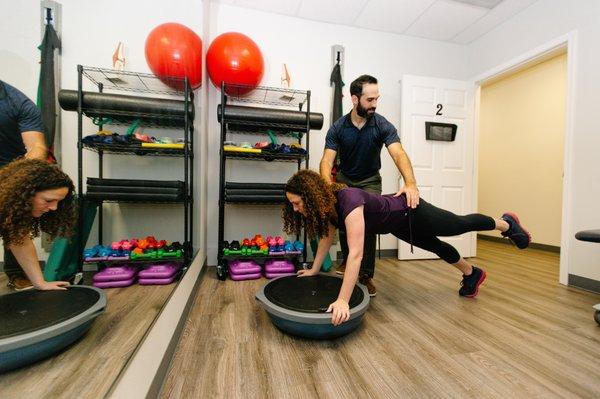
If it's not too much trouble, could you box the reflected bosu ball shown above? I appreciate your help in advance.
[145,22,203,90]
[0,286,106,372]
[206,32,264,94]
[256,274,370,339]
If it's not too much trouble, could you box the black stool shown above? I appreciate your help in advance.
[574,229,600,325]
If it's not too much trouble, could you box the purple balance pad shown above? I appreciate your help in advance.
[229,272,262,281]
[265,271,296,279]
[138,262,181,279]
[264,259,295,273]
[229,260,261,275]
[93,277,136,288]
[138,276,177,285]
[92,265,137,282]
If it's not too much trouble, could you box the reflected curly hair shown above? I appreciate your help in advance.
[0,158,76,246]
[282,170,345,240]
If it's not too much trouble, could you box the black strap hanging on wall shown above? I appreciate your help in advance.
[38,9,61,163]
[330,50,344,124]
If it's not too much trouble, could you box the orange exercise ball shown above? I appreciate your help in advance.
[206,32,264,94]
[145,22,203,90]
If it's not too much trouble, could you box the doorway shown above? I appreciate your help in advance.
[477,51,567,251]
[473,32,576,285]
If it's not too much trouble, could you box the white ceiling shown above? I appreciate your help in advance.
[213,0,538,44]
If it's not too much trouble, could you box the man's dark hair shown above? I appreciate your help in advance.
[350,75,378,98]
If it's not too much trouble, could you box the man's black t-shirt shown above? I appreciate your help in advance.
[0,81,45,166]
[324,113,400,180]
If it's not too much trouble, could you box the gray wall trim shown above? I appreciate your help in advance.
[568,274,600,294]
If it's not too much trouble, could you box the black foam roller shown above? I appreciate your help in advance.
[217,104,323,130]
[58,90,193,125]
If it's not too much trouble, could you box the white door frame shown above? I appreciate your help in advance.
[471,31,578,286]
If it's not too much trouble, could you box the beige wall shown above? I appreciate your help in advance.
[478,53,567,247]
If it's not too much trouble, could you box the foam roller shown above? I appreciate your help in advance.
[217,104,323,130]
[58,90,193,126]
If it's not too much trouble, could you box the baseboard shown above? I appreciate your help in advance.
[108,251,206,399]
[477,234,560,253]
[568,273,600,294]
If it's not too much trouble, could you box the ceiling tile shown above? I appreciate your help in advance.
[297,0,369,26]
[452,0,538,44]
[406,0,488,41]
[212,0,535,44]
[354,0,436,34]
[232,0,301,16]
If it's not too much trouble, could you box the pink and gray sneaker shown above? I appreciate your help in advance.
[501,212,531,249]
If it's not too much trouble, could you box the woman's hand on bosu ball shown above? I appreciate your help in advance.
[35,280,70,290]
[297,267,319,277]
[327,298,350,326]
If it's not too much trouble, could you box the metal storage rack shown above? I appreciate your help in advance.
[216,82,312,280]
[75,65,194,271]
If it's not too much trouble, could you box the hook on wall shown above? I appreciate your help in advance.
[331,45,345,76]
[45,7,54,25]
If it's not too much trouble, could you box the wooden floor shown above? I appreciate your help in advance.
[161,241,600,399]
[0,274,176,399]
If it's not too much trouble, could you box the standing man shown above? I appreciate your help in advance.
[320,75,419,296]
[0,80,48,290]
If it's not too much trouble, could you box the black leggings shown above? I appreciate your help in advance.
[392,199,496,264]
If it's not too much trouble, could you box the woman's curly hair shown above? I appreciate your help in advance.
[282,169,345,240]
[0,158,76,246]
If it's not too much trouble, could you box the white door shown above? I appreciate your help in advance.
[398,75,476,260]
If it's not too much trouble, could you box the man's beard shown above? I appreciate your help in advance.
[357,102,375,119]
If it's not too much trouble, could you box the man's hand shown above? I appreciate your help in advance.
[327,298,350,326]
[394,183,420,208]
[34,280,70,291]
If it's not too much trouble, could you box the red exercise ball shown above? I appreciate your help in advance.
[206,32,264,94]
[145,22,202,90]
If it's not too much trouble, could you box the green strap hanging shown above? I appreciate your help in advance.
[126,119,142,136]
[266,130,278,146]
[91,116,113,126]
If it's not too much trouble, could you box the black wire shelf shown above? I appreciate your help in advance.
[224,83,308,109]
[82,66,187,96]
[220,253,300,261]
[225,127,304,138]
[83,142,188,157]
[223,151,306,162]
[84,256,186,265]
[225,120,308,134]
[82,108,187,129]
[84,196,188,204]
[223,199,285,205]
